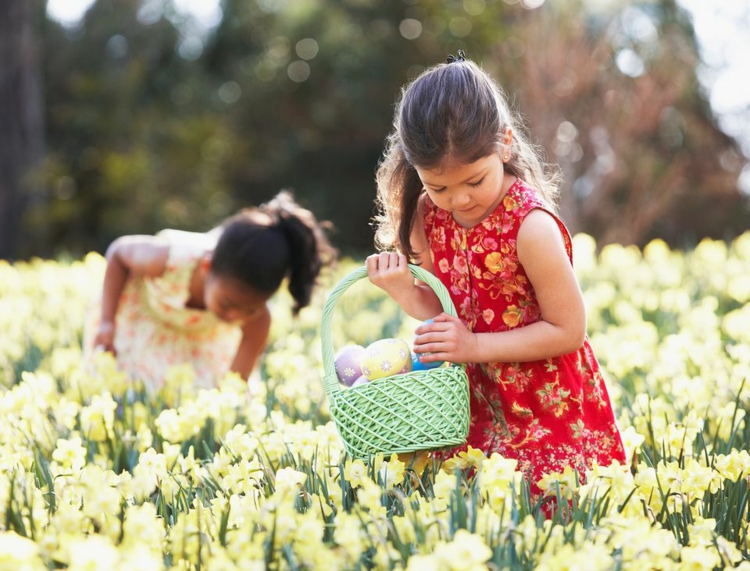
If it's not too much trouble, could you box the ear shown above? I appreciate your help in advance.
[503,127,513,148]
[199,254,212,273]
[501,128,514,163]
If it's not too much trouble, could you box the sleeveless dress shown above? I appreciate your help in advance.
[423,180,626,489]
[83,229,243,393]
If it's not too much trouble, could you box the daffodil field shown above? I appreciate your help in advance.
[1,233,750,570]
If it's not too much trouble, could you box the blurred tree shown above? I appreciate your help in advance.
[18,0,750,259]
[493,0,748,246]
[0,0,46,259]
[33,0,228,255]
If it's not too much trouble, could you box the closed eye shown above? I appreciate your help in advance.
[469,177,485,188]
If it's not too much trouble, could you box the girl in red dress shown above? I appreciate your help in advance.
[367,53,625,494]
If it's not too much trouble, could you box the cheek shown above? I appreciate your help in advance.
[203,289,220,314]
[427,191,447,207]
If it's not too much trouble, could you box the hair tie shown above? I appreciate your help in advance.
[446,49,466,63]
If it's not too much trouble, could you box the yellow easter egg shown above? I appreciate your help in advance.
[360,338,411,380]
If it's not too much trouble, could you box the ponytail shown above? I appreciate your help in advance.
[264,191,337,314]
[211,191,336,316]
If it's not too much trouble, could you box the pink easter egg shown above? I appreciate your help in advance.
[335,344,366,387]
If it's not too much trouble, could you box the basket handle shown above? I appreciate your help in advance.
[321,264,461,397]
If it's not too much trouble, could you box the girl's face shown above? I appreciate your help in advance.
[203,274,271,324]
[415,153,513,228]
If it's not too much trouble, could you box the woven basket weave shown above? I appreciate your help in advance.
[321,264,470,459]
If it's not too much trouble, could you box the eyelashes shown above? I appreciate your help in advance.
[427,177,485,193]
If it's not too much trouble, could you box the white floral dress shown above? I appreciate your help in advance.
[83,229,242,392]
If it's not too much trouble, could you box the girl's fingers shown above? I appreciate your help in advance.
[415,320,451,336]
[378,251,392,269]
[414,332,441,345]
[366,254,380,273]
[419,352,446,363]
[414,339,450,353]
[368,252,409,274]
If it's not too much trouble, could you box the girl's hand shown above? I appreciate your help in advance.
[366,252,414,297]
[93,320,117,355]
[413,313,480,364]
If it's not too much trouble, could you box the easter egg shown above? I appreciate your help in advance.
[360,338,411,380]
[351,375,369,388]
[334,344,366,386]
[412,318,444,370]
[411,351,443,371]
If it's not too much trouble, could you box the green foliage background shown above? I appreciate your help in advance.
[22,0,750,258]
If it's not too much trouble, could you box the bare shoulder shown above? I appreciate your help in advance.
[241,304,272,333]
[516,209,568,263]
[108,235,169,277]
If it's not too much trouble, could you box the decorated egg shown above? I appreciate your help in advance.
[351,375,369,388]
[412,318,444,370]
[411,351,444,371]
[334,344,366,386]
[360,338,411,380]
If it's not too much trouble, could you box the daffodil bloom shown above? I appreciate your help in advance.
[52,435,87,472]
[433,530,493,571]
[537,465,579,500]
[379,454,405,488]
[0,531,45,570]
[1,238,750,568]
[274,466,307,496]
[344,458,368,489]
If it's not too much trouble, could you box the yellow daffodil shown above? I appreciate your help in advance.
[433,529,493,571]
[343,458,368,489]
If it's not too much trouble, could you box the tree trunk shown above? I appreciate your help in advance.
[0,0,45,260]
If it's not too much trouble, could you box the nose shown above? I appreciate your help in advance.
[213,308,233,322]
[222,309,240,323]
[451,193,471,209]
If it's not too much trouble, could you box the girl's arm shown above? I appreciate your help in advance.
[414,209,587,364]
[231,305,271,381]
[94,235,169,352]
[366,197,443,320]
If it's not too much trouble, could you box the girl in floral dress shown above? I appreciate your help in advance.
[367,53,625,493]
[84,191,335,393]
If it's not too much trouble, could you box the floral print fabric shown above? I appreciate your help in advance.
[83,229,242,393]
[423,180,626,489]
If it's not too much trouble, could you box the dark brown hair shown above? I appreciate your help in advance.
[211,191,336,315]
[374,58,560,260]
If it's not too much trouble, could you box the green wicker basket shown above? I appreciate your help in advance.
[321,264,470,459]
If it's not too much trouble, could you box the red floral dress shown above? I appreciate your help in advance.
[423,179,625,489]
